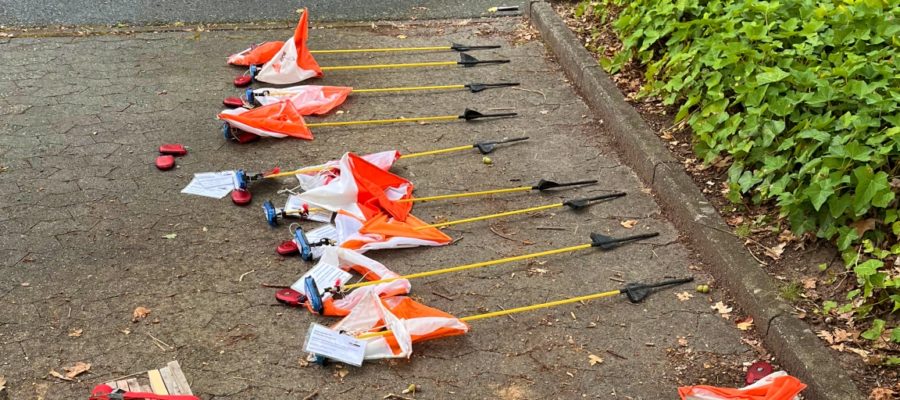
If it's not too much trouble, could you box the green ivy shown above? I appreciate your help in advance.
[584,0,900,341]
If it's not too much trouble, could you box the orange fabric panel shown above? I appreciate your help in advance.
[228,41,284,66]
[678,375,807,400]
[220,102,313,140]
[292,9,323,78]
[295,86,353,116]
[357,213,453,243]
[347,153,414,220]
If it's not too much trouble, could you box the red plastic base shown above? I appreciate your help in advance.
[234,131,260,144]
[745,361,774,385]
[155,155,175,170]
[275,288,304,306]
[233,75,252,87]
[223,97,244,108]
[277,240,299,256]
[231,189,252,206]
[159,143,188,156]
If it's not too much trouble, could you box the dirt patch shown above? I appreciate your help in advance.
[553,0,899,395]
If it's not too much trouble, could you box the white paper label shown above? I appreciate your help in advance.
[181,171,238,199]
[290,259,352,296]
[303,323,365,366]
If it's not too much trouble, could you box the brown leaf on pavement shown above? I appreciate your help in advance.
[675,291,693,301]
[49,370,72,381]
[764,242,787,260]
[64,362,91,379]
[801,277,817,290]
[588,354,603,366]
[817,330,834,344]
[68,329,83,338]
[735,317,754,331]
[132,306,151,323]
[620,220,637,229]
[711,301,733,319]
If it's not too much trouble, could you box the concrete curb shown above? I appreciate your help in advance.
[525,2,863,399]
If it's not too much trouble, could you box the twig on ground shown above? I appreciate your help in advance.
[238,269,256,282]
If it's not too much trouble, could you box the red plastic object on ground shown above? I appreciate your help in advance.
[159,144,188,156]
[155,155,175,170]
[91,384,199,400]
[231,188,252,206]
[233,75,252,87]
[233,131,260,144]
[275,288,304,306]
[277,240,299,256]
[223,97,244,108]
[746,361,774,384]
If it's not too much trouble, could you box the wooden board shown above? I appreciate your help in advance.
[102,361,193,395]
[147,369,169,395]
[167,361,194,395]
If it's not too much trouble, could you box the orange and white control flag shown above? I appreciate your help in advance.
[678,371,806,400]
[227,41,284,66]
[335,211,452,253]
[330,290,469,359]
[218,101,313,140]
[298,153,414,221]
[251,85,353,115]
[256,9,323,84]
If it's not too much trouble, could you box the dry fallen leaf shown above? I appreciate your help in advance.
[801,277,817,290]
[832,328,852,343]
[764,242,787,260]
[0,375,6,390]
[588,354,603,366]
[850,218,877,236]
[620,219,637,229]
[162,233,177,240]
[675,291,694,301]
[869,387,896,400]
[64,362,91,379]
[396,34,407,39]
[711,301,733,319]
[726,215,744,226]
[132,306,151,323]
[735,316,754,331]
[677,336,689,347]
[49,370,72,381]
[817,330,834,344]
[68,329,83,338]
[120,328,131,335]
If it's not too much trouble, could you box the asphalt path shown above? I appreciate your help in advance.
[0,0,524,27]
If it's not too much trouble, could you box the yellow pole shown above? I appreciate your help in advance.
[311,46,453,54]
[414,203,564,230]
[263,144,474,179]
[396,186,532,203]
[305,115,458,128]
[320,61,458,71]
[260,84,466,97]
[342,243,592,290]
[351,84,465,94]
[355,288,622,339]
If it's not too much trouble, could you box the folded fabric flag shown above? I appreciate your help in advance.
[678,371,806,400]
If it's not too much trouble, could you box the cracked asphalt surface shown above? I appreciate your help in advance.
[1,18,764,399]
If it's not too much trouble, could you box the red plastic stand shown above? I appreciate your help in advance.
[223,97,244,108]
[277,240,299,256]
[159,144,188,156]
[233,75,252,87]
[231,189,252,206]
[155,155,175,170]
[745,361,774,384]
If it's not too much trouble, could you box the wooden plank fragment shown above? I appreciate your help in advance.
[158,366,179,394]
[115,380,130,391]
[125,378,141,392]
[147,369,169,395]
[104,381,118,389]
[139,381,153,393]
[166,361,194,395]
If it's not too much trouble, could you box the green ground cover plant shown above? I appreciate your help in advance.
[575,0,899,356]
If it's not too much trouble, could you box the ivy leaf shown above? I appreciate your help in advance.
[756,66,791,85]
[805,181,834,211]
[861,319,885,341]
